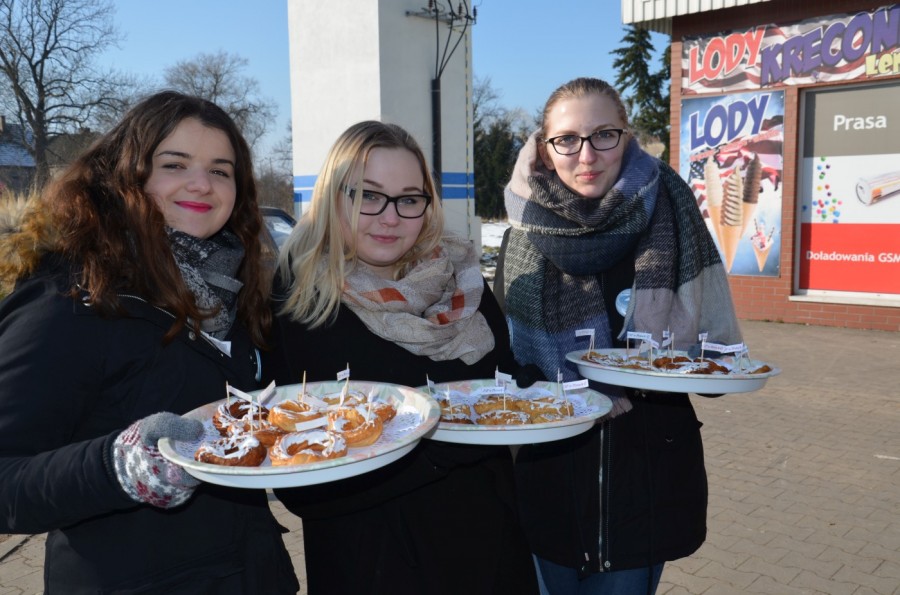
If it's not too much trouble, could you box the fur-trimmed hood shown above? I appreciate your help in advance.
[0,195,58,297]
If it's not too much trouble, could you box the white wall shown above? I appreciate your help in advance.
[288,0,480,246]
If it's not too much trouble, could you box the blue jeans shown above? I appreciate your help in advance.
[536,556,664,595]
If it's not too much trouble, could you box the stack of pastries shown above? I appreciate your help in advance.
[194,391,397,467]
[438,392,575,426]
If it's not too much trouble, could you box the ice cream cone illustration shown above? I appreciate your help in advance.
[750,218,776,273]
[720,169,743,272]
[704,157,724,246]
[752,243,772,272]
[741,154,762,236]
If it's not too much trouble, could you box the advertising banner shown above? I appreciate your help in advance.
[798,82,900,296]
[682,4,900,94]
[681,90,784,276]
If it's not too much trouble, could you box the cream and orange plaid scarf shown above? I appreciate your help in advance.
[341,235,494,364]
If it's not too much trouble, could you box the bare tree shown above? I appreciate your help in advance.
[163,51,276,151]
[255,125,293,212]
[0,0,133,189]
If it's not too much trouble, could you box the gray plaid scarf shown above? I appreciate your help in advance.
[167,227,244,338]
[503,135,741,412]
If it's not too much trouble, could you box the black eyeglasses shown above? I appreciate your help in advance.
[345,187,432,219]
[544,129,626,155]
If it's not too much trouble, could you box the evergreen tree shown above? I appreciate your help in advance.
[612,25,671,161]
[474,118,516,220]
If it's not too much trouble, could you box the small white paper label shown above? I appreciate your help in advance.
[627,331,653,342]
[562,379,589,390]
[227,384,255,403]
[495,371,513,383]
[702,341,727,352]
[336,368,350,381]
[473,386,506,397]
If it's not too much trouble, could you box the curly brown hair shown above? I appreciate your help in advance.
[1,91,270,345]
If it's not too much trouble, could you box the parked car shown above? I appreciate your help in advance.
[260,206,296,252]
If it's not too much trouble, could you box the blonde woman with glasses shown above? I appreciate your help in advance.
[263,120,539,595]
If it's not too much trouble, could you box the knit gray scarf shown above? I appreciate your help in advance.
[503,135,741,412]
[167,227,244,338]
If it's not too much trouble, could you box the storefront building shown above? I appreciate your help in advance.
[625,1,900,331]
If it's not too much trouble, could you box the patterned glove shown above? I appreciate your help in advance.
[112,412,203,509]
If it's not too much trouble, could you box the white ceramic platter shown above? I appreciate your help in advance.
[422,379,612,445]
[567,349,781,394]
[158,381,440,489]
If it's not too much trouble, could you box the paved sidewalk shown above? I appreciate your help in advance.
[1,320,898,594]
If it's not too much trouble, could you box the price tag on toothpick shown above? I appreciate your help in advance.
[473,385,506,397]
[702,341,727,353]
[627,331,653,343]
[562,379,589,391]
[720,342,746,354]
[495,369,513,385]
[336,367,350,381]
[575,328,596,353]
[661,329,672,348]
[227,383,255,403]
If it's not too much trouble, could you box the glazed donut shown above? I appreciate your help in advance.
[269,399,325,432]
[322,389,366,408]
[476,409,531,426]
[515,396,574,418]
[440,402,474,424]
[327,407,383,446]
[195,433,267,467]
[228,418,286,448]
[269,429,348,466]
[473,395,519,415]
[212,400,269,436]
[368,399,397,424]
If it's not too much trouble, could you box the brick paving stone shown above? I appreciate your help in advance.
[738,556,803,586]
[832,566,900,595]
[730,537,790,565]
[779,550,843,579]
[790,569,860,595]
[872,560,900,582]
[660,563,718,593]
[703,585,748,595]
[746,575,815,595]
[696,560,761,589]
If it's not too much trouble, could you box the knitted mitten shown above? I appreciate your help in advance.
[112,412,203,509]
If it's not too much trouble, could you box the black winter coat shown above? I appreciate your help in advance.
[0,257,299,594]
[497,228,708,574]
[263,278,538,595]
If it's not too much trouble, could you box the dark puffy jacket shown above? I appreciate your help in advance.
[0,257,299,594]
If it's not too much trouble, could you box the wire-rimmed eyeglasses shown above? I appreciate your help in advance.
[345,187,432,219]
[544,129,626,155]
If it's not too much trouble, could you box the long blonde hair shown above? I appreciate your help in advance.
[278,121,444,328]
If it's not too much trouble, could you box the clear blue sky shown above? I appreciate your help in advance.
[100,1,666,161]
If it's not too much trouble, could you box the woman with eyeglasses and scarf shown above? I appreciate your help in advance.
[0,91,298,594]
[263,120,538,595]
[494,77,743,594]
